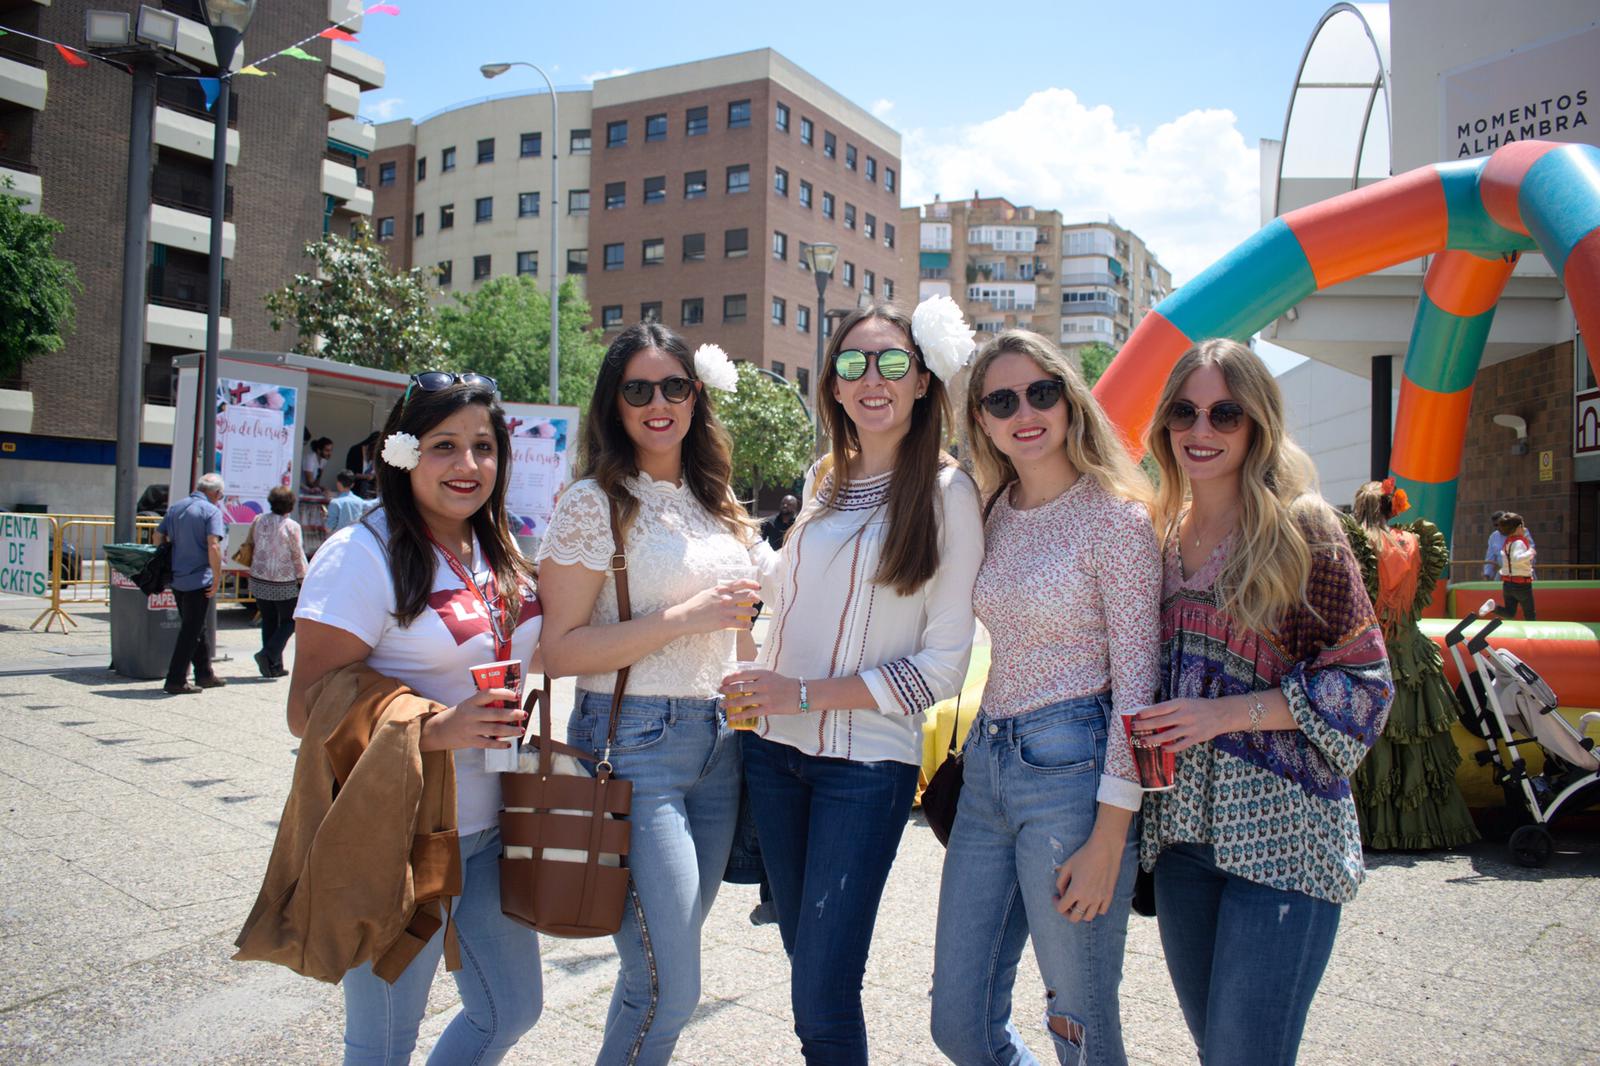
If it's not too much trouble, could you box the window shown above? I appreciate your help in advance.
[865,213,876,239]
[517,250,538,276]
[797,305,811,333]
[518,191,540,217]
[683,232,706,261]
[844,203,856,230]
[437,260,452,287]
[642,238,664,267]
[771,297,786,325]
[682,298,704,326]
[798,181,812,208]
[723,294,747,322]
[822,192,835,219]
[865,156,876,182]
[475,196,493,223]
[641,301,662,324]
[725,228,749,258]
[567,248,588,274]
[603,243,625,271]
[442,146,456,171]
[376,216,395,241]
[884,166,896,193]
[643,175,666,205]
[775,102,790,132]
[606,120,628,148]
[604,182,626,210]
[569,189,590,214]
[520,131,541,157]
[772,360,786,377]
[884,222,895,249]
[356,165,367,188]
[824,131,836,159]
[774,167,788,196]
[728,99,751,128]
[416,157,426,181]
[684,170,707,199]
[800,117,813,146]
[645,113,667,141]
[797,367,811,396]
[570,128,591,153]
[414,213,424,236]
[477,137,495,164]
[473,254,491,281]
[686,106,709,136]
[845,144,857,171]
[843,261,855,287]
[439,203,455,229]
[884,278,894,301]
[726,165,750,194]
[772,231,788,260]
[378,161,396,187]
[602,305,623,329]
[863,269,875,295]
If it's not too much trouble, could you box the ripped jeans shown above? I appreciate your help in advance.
[740,732,920,1066]
[930,696,1137,1066]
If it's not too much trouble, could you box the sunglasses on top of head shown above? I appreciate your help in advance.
[620,376,696,407]
[833,348,917,382]
[1165,400,1247,434]
[404,371,499,405]
[979,379,1065,419]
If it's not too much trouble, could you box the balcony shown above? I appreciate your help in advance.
[152,166,233,220]
[0,159,40,212]
[0,55,47,112]
[148,265,231,314]
[157,77,239,126]
[328,116,376,154]
[1062,298,1118,317]
[1060,325,1115,346]
[322,156,360,200]
[329,41,385,91]
[329,0,365,34]
[325,73,360,119]
[150,203,235,258]
[147,302,230,349]
[154,105,241,163]
[1058,271,1120,288]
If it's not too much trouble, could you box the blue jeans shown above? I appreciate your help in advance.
[740,732,921,1066]
[342,827,542,1065]
[566,690,741,1066]
[1153,843,1341,1066]
[931,696,1137,1066]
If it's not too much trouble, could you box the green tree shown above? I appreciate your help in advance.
[718,363,814,506]
[0,180,79,383]
[265,219,443,372]
[436,276,606,407]
[1078,341,1117,387]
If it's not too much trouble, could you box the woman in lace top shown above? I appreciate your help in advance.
[721,303,983,1064]
[537,323,761,1066]
[930,330,1159,1066]
[1134,339,1392,1066]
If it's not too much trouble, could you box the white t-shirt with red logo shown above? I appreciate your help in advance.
[295,508,541,834]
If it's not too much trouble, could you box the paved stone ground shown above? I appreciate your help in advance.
[0,593,1596,1064]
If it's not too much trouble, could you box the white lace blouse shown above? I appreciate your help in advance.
[535,475,760,698]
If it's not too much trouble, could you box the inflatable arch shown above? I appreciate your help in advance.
[1092,139,1600,545]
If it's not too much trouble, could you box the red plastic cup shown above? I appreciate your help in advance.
[1121,709,1177,791]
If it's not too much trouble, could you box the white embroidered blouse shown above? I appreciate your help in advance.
[536,475,760,698]
[756,462,984,766]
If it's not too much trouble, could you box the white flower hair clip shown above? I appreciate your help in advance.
[381,431,421,470]
[693,343,739,392]
[911,295,977,382]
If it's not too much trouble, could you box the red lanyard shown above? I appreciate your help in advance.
[425,529,513,662]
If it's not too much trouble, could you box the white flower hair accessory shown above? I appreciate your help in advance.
[693,343,739,392]
[381,431,421,470]
[911,295,977,382]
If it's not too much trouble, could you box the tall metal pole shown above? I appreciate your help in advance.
[201,73,231,478]
[114,57,159,543]
[812,274,828,454]
[545,75,560,404]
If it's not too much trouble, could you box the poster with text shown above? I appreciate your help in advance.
[216,377,300,528]
[502,403,579,545]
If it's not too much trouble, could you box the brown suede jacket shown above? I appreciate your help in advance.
[233,663,462,984]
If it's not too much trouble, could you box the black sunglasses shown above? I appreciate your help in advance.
[405,371,498,405]
[1165,400,1247,434]
[834,348,916,382]
[979,379,1064,419]
[621,376,696,407]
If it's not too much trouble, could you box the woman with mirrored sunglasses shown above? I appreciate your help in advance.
[719,300,984,1065]
[535,323,761,1065]
[930,330,1158,1066]
[1135,338,1392,1066]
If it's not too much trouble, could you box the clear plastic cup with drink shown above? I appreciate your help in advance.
[719,563,760,731]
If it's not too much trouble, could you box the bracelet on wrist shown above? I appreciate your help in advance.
[1246,692,1267,741]
[797,678,810,714]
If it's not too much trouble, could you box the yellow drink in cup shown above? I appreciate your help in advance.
[720,563,759,730]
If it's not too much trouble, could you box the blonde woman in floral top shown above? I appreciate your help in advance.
[931,330,1159,1066]
[1135,339,1392,1066]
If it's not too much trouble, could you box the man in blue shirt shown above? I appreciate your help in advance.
[1484,510,1535,579]
[324,470,369,535]
[154,473,228,695]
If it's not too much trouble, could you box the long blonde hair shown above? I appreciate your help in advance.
[964,330,1151,509]
[1144,338,1341,635]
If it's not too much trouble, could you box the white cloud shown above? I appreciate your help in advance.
[365,96,405,121]
[870,98,895,120]
[584,67,634,84]
[901,88,1259,285]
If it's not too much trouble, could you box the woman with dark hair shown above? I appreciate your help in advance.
[287,375,544,1064]
[248,485,308,678]
[537,323,761,1065]
[720,298,985,1064]
[346,431,382,498]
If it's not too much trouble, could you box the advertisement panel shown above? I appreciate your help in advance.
[500,403,580,544]
[1442,23,1599,160]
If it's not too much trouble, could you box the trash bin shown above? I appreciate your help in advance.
[110,582,183,680]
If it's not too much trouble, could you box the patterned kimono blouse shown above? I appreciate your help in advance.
[1139,520,1395,903]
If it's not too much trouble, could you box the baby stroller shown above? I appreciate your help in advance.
[1444,603,1600,867]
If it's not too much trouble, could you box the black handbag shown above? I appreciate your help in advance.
[134,542,172,594]
[921,702,966,847]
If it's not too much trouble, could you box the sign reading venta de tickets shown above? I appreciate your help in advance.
[0,513,51,597]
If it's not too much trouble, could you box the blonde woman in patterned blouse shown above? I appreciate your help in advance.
[930,330,1159,1066]
[1134,338,1393,1066]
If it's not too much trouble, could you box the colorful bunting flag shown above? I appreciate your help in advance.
[238,65,273,76]
[319,28,358,41]
[55,43,90,68]
[200,78,221,110]
[366,4,401,15]
[280,45,321,62]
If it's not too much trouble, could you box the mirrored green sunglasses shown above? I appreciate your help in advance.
[834,348,915,382]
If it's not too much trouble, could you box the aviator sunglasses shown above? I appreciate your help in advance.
[979,379,1065,419]
[621,376,696,407]
[834,347,916,382]
[404,371,499,405]
[1165,400,1247,434]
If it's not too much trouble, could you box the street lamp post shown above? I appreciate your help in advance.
[481,62,560,404]
[800,242,837,454]
[199,0,257,481]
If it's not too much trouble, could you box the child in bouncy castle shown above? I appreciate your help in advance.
[1493,512,1537,620]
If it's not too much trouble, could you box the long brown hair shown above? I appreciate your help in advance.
[815,303,953,596]
[580,322,751,539]
[372,380,535,627]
